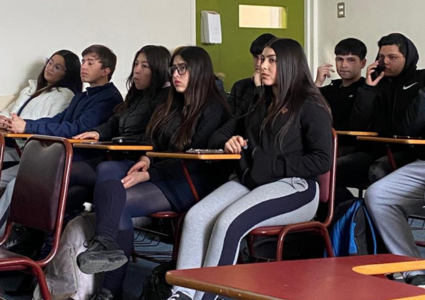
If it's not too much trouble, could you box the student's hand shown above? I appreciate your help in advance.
[6,113,26,133]
[0,116,10,130]
[315,63,334,87]
[127,156,150,174]
[121,171,150,189]
[252,70,262,87]
[365,61,385,86]
[224,135,247,154]
[73,131,100,140]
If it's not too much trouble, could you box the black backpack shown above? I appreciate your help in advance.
[139,260,176,300]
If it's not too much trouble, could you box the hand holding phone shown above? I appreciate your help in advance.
[371,59,385,81]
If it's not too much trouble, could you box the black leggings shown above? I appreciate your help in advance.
[93,160,172,294]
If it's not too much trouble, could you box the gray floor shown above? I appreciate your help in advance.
[1,218,425,300]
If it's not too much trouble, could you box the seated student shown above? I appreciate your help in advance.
[75,46,230,300]
[315,38,367,132]
[227,33,275,117]
[67,45,171,213]
[168,38,333,300]
[0,49,81,162]
[0,45,123,234]
[365,91,425,287]
[338,33,424,195]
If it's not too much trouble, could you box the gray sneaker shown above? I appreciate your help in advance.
[77,235,128,274]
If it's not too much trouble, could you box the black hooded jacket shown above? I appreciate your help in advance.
[350,34,425,136]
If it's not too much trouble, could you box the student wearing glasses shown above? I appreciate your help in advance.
[0,45,122,242]
[75,46,230,300]
[169,38,332,300]
[0,50,82,162]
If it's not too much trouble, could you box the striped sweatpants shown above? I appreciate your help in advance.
[174,177,319,300]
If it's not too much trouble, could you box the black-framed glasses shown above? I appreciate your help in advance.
[168,64,188,76]
[45,58,67,73]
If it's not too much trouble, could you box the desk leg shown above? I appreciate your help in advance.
[386,145,397,171]
[181,160,199,202]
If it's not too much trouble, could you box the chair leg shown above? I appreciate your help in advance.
[247,235,256,258]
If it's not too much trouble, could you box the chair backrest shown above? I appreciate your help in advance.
[318,128,337,227]
[0,134,5,179]
[8,136,73,266]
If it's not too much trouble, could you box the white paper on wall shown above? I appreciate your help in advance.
[201,11,222,44]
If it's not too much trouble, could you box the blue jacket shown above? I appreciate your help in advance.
[24,82,123,137]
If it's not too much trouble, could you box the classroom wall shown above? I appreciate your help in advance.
[0,0,196,107]
[313,0,425,85]
[196,0,305,91]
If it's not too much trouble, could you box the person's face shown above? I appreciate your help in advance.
[44,54,67,85]
[80,53,110,86]
[133,53,152,90]
[260,47,277,87]
[170,55,189,93]
[253,54,262,71]
[335,54,365,81]
[378,45,406,77]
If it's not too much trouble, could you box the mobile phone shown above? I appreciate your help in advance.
[186,149,224,154]
[111,137,139,145]
[372,59,385,80]
[393,135,422,139]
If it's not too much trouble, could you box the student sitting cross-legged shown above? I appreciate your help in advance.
[75,46,231,300]
[168,38,333,300]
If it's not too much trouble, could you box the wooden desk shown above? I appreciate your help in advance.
[357,136,425,145]
[147,152,240,201]
[146,152,241,160]
[166,254,425,300]
[336,131,378,136]
[74,142,153,151]
[3,133,33,139]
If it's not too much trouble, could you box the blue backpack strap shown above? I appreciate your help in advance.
[360,199,378,254]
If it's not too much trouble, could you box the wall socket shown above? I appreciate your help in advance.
[337,2,345,18]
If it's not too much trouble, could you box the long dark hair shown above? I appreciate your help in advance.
[35,50,82,98]
[260,38,331,144]
[116,45,170,115]
[147,46,227,151]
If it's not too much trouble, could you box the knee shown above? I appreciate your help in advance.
[96,161,123,182]
[368,158,391,183]
[364,180,386,211]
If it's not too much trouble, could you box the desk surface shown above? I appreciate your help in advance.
[357,136,425,145]
[74,142,153,151]
[3,133,97,144]
[3,133,33,138]
[166,254,425,300]
[146,152,241,160]
[336,130,379,136]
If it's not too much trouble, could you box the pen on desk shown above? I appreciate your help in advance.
[243,139,249,150]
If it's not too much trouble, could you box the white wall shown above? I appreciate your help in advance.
[0,0,195,102]
[310,0,425,84]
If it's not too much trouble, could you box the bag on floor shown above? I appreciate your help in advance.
[33,213,103,300]
[139,260,176,300]
[329,199,379,256]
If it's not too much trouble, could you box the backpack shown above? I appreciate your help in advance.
[139,260,176,300]
[329,199,379,256]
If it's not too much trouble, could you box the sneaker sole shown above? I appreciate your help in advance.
[77,251,128,274]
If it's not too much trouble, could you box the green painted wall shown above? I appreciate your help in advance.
[196,0,305,91]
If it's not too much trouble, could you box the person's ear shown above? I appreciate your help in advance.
[361,58,367,69]
[102,67,111,78]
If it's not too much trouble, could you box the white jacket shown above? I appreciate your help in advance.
[0,79,74,119]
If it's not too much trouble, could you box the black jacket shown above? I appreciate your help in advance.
[146,99,230,212]
[209,95,333,190]
[228,78,262,118]
[320,77,365,130]
[94,87,169,141]
[351,35,425,136]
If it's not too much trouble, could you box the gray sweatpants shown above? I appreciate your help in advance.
[365,159,425,279]
[174,177,319,300]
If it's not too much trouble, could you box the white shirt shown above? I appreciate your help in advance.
[0,79,74,119]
